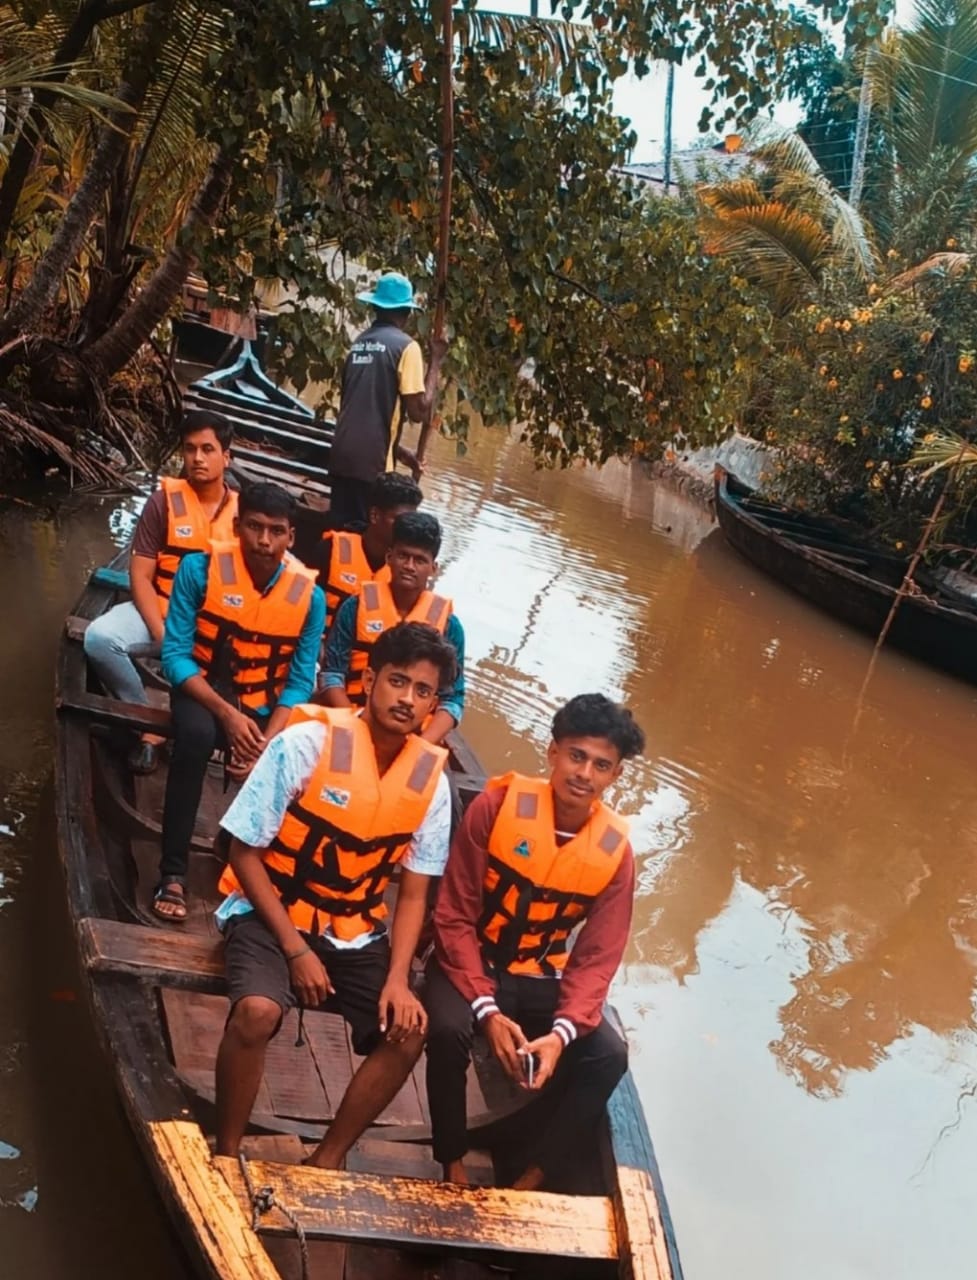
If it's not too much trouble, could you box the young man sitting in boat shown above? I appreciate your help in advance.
[212,621,458,1165]
[318,510,465,745]
[155,482,325,922]
[83,410,238,776]
[424,693,645,1188]
[316,470,422,634]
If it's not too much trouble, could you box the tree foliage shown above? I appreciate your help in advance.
[0,0,891,475]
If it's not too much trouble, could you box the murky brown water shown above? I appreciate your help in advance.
[3,426,977,1278]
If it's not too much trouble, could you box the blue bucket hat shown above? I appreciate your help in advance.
[356,272,418,311]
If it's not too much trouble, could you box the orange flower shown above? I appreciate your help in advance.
[818,364,829,376]
[892,369,904,380]
[508,317,524,334]
[959,355,973,373]
[921,395,933,409]
[827,378,839,390]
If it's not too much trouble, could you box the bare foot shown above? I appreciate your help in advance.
[511,1164,545,1192]
[443,1159,469,1185]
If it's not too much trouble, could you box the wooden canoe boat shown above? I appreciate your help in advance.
[53,354,684,1280]
[714,464,977,685]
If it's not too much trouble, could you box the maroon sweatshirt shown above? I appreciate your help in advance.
[432,785,635,1045]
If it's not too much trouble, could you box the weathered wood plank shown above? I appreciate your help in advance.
[80,916,225,988]
[215,1160,618,1260]
[162,989,274,1117]
[147,1118,282,1279]
[605,1072,682,1280]
[65,615,90,642]
[264,1235,347,1280]
[303,1010,354,1115]
[346,1138,494,1187]
[58,683,174,735]
[264,1009,332,1121]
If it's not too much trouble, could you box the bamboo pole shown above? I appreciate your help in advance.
[432,0,455,344]
[845,442,967,754]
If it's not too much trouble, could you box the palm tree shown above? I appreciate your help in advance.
[698,126,878,315]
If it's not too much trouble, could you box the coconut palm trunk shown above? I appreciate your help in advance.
[0,0,154,249]
[0,1,170,347]
[84,150,233,380]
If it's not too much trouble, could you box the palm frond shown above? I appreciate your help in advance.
[701,201,831,310]
[698,178,765,215]
[909,429,977,476]
[749,123,878,280]
[885,250,972,293]
[454,8,593,74]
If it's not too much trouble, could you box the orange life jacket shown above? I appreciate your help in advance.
[219,706,446,940]
[478,773,630,978]
[154,478,238,616]
[347,579,451,704]
[191,540,314,714]
[320,530,391,632]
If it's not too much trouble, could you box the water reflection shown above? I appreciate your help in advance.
[420,427,977,1280]
[3,421,977,1280]
[0,493,184,1279]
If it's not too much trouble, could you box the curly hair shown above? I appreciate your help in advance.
[238,481,296,525]
[368,621,457,688]
[552,694,645,760]
[391,511,442,558]
[368,471,423,512]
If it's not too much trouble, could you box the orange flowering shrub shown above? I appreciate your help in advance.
[744,264,977,541]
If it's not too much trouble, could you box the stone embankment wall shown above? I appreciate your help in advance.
[644,433,774,509]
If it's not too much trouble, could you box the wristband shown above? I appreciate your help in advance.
[285,944,311,962]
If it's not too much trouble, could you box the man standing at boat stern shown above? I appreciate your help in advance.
[156,482,324,922]
[424,694,644,1189]
[211,622,457,1165]
[327,272,446,526]
[83,410,238,776]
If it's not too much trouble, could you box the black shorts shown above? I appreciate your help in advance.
[224,914,389,1056]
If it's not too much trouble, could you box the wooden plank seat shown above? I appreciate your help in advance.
[229,441,332,484]
[181,393,333,453]
[215,1160,619,1261]
[231,455,331,498]
[81,916,225,987]
[184,383,320,428]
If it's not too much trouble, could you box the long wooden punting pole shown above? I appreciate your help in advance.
[845,440,967,757]
[433,0,455,344]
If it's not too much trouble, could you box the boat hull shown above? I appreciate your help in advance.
[714,465,977,685]
[52,349,684,1280]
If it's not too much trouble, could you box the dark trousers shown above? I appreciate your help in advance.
[159,690,259,882]
[328,474,374,529]
[423,959,628,1176]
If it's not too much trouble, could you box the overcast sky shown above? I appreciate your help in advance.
[483,0,918,163]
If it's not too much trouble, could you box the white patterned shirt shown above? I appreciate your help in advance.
[216,720,451,948]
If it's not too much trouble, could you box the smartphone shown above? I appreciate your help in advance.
[523,1051,535,1088]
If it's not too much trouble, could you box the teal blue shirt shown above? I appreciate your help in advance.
[321,596,465,724]
[162,552,325,715]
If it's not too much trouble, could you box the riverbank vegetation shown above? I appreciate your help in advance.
[702,0,977,553]
[1,0,888,483]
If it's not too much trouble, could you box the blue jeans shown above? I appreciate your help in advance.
[83,600,161,706]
